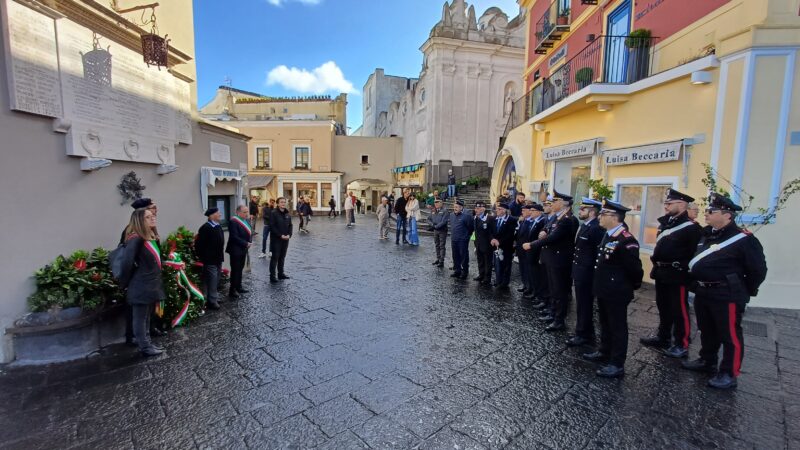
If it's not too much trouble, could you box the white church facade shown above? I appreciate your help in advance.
[361,0,525,187]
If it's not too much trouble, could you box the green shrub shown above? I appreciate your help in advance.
[625,29,652,48]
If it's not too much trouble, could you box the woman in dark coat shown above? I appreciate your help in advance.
[122,208,166,357]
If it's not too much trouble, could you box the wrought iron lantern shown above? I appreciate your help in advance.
[81,33,112,86]
[141,32,169,69]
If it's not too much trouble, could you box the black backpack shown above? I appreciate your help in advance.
[108,240,136,288]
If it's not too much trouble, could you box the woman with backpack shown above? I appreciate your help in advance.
[121,208,166,357]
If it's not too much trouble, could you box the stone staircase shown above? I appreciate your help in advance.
[416,185,492,236]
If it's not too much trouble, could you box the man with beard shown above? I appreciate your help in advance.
[641,189,703,358]
[567,197,605,347]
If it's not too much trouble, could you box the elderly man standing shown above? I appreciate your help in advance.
[376,196,391,240]
[449,200,474,280]
[196,208,225,310]
[226,205,252,299]
[429,198,450,267]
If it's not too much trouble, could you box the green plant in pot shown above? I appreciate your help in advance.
[625,29,653,83]
[557,8,570,25]
[575,67,594,89]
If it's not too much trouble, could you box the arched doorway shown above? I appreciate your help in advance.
[498,156,517,199]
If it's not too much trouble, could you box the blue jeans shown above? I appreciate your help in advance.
[448,184,456,197]
[261,225,270,253]
[396,216,407,243]
[408,217,419,245]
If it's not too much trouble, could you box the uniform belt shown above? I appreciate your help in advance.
[655,261,683,269]
[696,280,728,288]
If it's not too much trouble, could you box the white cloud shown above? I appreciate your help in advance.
[266,0,322,6]
[266,61,357,95]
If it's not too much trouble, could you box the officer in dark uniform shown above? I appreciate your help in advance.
[531,191,580,331]
[473,201,495,286]
[523,204,548,302]
[682,193,767,389]
[641,188,704,357]
[583,199,644,378]
[449,200,475,280]
[491,202,518,289]
[567,197,605,347]
[515,205,535,295]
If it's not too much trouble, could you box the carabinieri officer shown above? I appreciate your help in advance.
[568,197,604,348]
[682,193,767,389]
[583,199,644,378]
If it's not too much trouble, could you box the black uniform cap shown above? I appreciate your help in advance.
[600,199,631,214]
[455,200,465,206]
[496,202,510,210]
[707,193,742,212]
[131,197,153,209]
[552,190,573,203]
[665,188,695,203]
[204,207,219,217]
[475,201,487,207]
[530,203,544,212]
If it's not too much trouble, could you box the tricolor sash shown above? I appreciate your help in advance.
[144,240,161,269]
[688,232,748,271]
[656,221,695,243]
[163,252,205,327]
[230,216,252,237]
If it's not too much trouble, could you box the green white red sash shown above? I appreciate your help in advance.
[163,252,205,327]
[144,240,161,269]
[230,216,252,237]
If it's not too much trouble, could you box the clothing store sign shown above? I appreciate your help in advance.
[542,138,599,161]
[603,140,682,166]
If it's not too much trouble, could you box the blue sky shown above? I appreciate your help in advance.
[193,0,521,131]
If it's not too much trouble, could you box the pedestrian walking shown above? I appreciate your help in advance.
[394,190,409,244]
[449,200,474,279]
[296,197,306,232]
[344,191,356,227]
[429,199,449,266]
[328,195,337,217]
[249,195,260,229]
[490,202,517,289]
[473,201,494,285]
[376,196,391,239]
[356,197,363,215]
[120,207,165,357]
[259,199,275,258]
[387,193,395,219]
[530,191,580,332]
[682,193,767,389]
[447,169,457,199]
[269,197,293,283]
[298,196,312,233]
[406,193,421,246]
[195,207,225,310]
[582,199,644,378]
[226,205,252,299]
[641,189,703,358]
[567,197,604,348]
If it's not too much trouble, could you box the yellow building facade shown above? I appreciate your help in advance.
[496,0,800,308]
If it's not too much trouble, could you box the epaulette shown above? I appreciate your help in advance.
[742,229,753,236]
[621,230,632,238]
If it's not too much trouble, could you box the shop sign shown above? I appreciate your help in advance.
[603,140,682,166]
[542,138,598,161]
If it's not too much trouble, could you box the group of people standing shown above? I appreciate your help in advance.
[420,188,767,388]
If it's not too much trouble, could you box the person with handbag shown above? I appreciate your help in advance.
[120,207,165,357]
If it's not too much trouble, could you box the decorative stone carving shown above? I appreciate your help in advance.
[157,144,170,163]
[80,130,102,156]
[123,139,140,159]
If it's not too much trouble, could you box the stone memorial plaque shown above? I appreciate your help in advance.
[211,142,231,163]
[1,0,62,117]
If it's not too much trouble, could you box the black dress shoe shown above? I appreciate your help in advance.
[566,336,592,347]
[140,347,163,357]
[432,260,441,265]
[582,351,609,362]
[517,287,526,292]
[538,315,554,323]
[707,373,737,389]
[473,276,484,281]
[395,240,400,245]
[403,240,410,244]
[437,263,444,268]
[125,338,138,347]
[228,291,240,299]
[523,293,536,299]
[237,288,250,294]
[206,302,220,310]
[545,322,566,332]
[681,358,718,373]
[496,284,510,290]
[532,302,549,310]
[663,345,688,359]
[640,334,670,349]
[149,328,167,337]
[278,274,290,280]
[596,365,625,378]
[270,277,279,283]
[450,272,462,278]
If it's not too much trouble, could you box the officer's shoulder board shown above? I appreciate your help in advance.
[621,230,633,238]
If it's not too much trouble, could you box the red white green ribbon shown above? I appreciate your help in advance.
[230,216,252,237]
[164,251,204,327]
[144,240,161,269]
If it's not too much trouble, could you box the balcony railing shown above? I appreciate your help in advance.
[499,34,658,149]
[534,0,571,54]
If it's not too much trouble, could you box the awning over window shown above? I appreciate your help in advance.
[248,175,274,189]
[200,166,244,212]
[392,163,424,174]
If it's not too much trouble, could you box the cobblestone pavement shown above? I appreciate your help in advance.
[1,217,799,449]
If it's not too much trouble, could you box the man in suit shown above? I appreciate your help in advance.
[473,201,494,286]
[530,191,580,331]
[491,202,518,289]
[568,198,605,347]
[269,197,293,283]
[226,205,252,299]
[583,200,644,378]
[449,200,474,280]
[196,207,225,310]
[515,205,534,295]
[522,203,548,301]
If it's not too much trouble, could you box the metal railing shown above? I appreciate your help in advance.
[535,0,571,50]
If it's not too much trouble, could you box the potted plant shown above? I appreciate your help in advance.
[557,8,570,26]
[575,67,594,89]
[625,28,653,83]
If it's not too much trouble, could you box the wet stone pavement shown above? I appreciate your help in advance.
[1,216,799,450]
